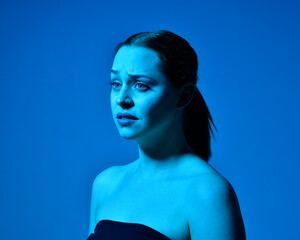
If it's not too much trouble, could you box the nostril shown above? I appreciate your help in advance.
[116,96,133,106]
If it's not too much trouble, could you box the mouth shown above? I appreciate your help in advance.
[116,117,138,126]
[116,113,138,120]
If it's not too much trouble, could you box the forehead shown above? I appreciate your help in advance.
[112,46,163,75]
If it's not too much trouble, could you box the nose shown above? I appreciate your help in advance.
[116,93,134,109]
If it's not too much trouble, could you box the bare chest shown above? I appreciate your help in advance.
[96,176,191,240]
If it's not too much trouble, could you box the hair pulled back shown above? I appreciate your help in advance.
[114,30,215,162]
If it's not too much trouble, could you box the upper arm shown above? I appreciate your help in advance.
[88,166,118,234]
[186,174,246,240]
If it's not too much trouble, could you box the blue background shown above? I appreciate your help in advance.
[0,0,299,239]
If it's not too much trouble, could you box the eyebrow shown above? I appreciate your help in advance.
[111,69,158,83]
[111,69,119,75]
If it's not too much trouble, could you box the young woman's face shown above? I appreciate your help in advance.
[110,46,180,143]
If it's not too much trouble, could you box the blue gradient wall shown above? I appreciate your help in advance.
[0,0,299,239]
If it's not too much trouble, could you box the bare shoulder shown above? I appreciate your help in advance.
[183,154,237,208]
[188,170,233,205]
[92,161,135,196]
[92,164,125,196]
[93,166,118,187]
[89,164,127,233]
[181,155,233,203]
[91,166,116,204]
[179,153,221,178]
[183,155,246,239]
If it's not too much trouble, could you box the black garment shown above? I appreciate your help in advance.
[87,220,171,240]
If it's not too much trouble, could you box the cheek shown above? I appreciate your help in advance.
[141,92,177,124]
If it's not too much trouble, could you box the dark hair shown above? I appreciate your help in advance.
[114,30,215,162]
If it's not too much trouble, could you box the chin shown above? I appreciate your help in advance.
[120,134,135,140]
[118,129,138,140]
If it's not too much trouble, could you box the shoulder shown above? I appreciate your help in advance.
[181,155,236,211]
[92,164,123,191]
[93,165,119,187]
[187,171,233,208]
[182,155,231,205]
[89,164,130,234]
[91,165,122,203]
[91,161,135,197]
[89,166,119,234]
[179,153,220,178]
[183,157,246,239]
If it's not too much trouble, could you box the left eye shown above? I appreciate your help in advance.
[135,83,149,90]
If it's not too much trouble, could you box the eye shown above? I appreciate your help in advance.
[134,82,150,91]
[109,82,121,90]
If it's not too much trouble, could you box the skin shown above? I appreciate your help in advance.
[89,45,246,239]
[110,45,196,180]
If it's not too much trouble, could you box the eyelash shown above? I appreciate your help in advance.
[109,82,150,91]
[135,82,150,90]
[109,82,120,89]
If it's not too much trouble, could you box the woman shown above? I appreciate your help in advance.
[88,30,246,240]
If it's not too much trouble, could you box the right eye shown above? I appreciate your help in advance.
[109,82,121,90]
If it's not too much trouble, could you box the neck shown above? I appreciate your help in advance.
[134,114,195,180]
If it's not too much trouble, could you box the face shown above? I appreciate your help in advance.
[110,46,180,144]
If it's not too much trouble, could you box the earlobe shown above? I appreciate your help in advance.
[176,83,196,110]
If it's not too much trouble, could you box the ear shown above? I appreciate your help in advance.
[176,82,196,110]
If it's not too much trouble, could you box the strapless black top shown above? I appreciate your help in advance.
[87,220,171,240]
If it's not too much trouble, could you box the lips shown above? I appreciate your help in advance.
[116,113,138,126]
[116,112,138,120]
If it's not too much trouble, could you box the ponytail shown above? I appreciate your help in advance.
[183,88,216,162]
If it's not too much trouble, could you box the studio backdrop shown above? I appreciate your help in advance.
[0,0,299,239]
